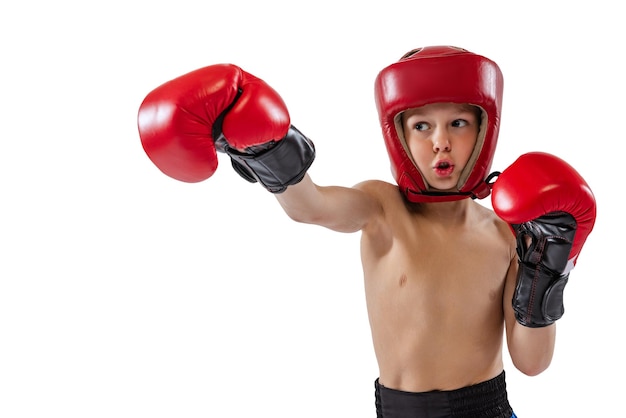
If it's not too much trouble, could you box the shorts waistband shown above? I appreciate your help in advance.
[375,371,513,418]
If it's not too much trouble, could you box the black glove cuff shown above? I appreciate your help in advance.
[513,262,569,328]
[226,125,315,193]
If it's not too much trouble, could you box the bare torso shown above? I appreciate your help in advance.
[358,180,516,392]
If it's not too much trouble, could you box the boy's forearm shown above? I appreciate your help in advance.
[508,323,556,376]
[275,174,323,223]
[276,174,379,233]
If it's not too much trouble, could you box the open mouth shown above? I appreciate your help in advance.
[434,161,454,176]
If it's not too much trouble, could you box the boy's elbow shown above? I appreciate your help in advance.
[512,356,552,377]
[282,209,319,225]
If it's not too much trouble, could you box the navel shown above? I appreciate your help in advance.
[399,273,408,287]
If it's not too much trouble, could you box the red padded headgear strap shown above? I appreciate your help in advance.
[374,46,504,202]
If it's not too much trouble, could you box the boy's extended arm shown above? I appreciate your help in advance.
[137,63,383,235]
[276,174,383,234]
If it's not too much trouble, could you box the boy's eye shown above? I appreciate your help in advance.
[452,119,469,128]
[414,122,429,131]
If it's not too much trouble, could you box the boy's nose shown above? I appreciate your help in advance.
[432,130,451,152]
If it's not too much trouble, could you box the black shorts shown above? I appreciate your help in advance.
[375,370,514,418]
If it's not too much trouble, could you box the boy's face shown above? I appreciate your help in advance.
[401,103,480,193]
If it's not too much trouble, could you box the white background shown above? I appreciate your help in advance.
[1,1,623,417]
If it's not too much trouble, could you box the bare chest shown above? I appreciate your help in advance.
[361,219,511,320]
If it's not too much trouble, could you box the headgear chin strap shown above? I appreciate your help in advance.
[374,46,504,203]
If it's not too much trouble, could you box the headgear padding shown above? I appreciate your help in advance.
[374,46,504,202]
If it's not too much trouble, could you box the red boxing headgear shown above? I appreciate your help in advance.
[374,46,504,202]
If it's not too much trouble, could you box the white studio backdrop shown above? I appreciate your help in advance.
[1,1,622,417]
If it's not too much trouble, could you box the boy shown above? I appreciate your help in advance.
[137,46,596,417]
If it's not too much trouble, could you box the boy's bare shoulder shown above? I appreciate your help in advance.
[353,179,400,196]
[353,180,407,214]
[473,201,517,251]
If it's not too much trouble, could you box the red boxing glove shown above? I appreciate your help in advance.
[492,152,596,327]
[137,64,315,192]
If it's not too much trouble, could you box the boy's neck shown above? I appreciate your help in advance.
[412,198,474,225]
